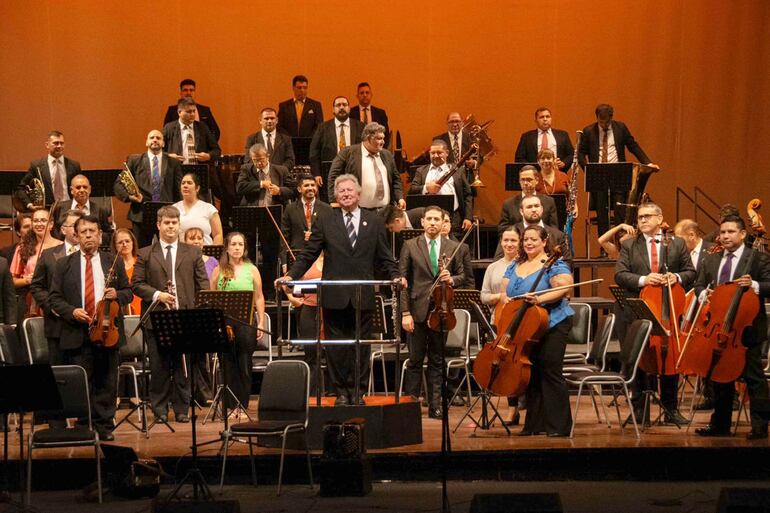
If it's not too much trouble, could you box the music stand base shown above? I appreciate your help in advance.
[203,385,252,425]
[453,389,511,435]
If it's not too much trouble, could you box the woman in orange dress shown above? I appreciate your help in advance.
[111,228,142,315]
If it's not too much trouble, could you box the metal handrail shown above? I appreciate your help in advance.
[675,186,720,228]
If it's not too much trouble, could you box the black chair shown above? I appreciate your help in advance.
[219,360,313,495]
[27,365,102,504]
[22,316,47,364]
[117,315,146,421]
[564,302,592,363]
[0,323,23,365]
[564,313,616,375]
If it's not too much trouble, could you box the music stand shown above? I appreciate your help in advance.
[181,164,211,201]
[393,228,424,259]
[202,245,223,260]
[150,309,230,504]
[406,194,453,214]
[82,168,121,198]
[585,162,634,234]
[140,201,172,242]
[549,193,568,230]
[504,162,540,191]
[291,137,312,166]
[609,285,631,310]
[0,171,26,240]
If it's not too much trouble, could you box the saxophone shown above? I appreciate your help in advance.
[119,162,141,198]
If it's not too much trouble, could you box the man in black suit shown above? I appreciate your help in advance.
[115,130,183,247]
[242,107,296,169]
[131,206,209,423]
[162,98,221,164]
[277,75,324,138]
[327,122,404,210]
[410,139,473,239]
[400,206,471,418]
[236,144,295,206]
[163,79,220,141]
[48,215,133,440]
[281,174,333,253]
[515,107,574,170]
[693,215,770,439]
[350,82,389,147]
[578,104,658,236]
[512,196,572,268]
[51,175,112,244]
[615,203,695,426]
[15,130,81,210]
[498,166,559,232]
[280,174,404,405]
[309,95,365,201]
[0,256,17,325]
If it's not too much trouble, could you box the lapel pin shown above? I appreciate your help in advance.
[363,221,368,227]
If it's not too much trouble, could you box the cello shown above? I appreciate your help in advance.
[89,254,122,347]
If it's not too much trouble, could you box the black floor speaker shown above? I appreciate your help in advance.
[470,493,563,513]
[717,488,770,513]
[151,499,240,512]
[319,456,372,497]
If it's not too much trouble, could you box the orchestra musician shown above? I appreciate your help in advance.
[236,144,295,206]
[242,107,296,169]
[515,107,574,170]
[277,75,324,138]
[350,82,390,147]
[162,97,221,164]
[434,112,479,169]
[508,196,571,268]
[498,166,559,232]
[280,174,333,253]
[597,223,637,259]
[48,214,133,441]
[15,130,81,210]
[535,149,570,195]
[51,174,112,244]
[163,79,221,142]
[112,228,143,316]
[174,172,223,245]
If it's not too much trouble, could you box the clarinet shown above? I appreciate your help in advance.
[563,130,583,256]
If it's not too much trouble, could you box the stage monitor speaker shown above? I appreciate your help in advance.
[151,499,241,513]
[717,488,770,513]
[319,456,372,497]
[470,493,563,513]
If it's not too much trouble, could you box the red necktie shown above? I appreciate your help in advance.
[540,132,548,150]
[305,201,312,228]
[650,238,659,273]
[84,253,95,316]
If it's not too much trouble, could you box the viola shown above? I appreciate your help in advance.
[89,254,122,347]
[427,257,457,332]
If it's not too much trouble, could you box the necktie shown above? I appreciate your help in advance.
[305,201,312,228]
[719,252,734,284]
[68,245,78,255]
[540,131,548,150]
[364,107,370,124]
[52,159,66,201]
[295,100,304,135]
[151,155,161,201]
[368,154,385,201]
[345,211,356,247]
[84,253,95,316]
[165,245,173,280]
[452,135,460,162]
[429,239,439,276]
[650,238,659,272]
[601,129,609,163]
[266,132,274,156]
[339,124,346,150]
[184,130,195,163]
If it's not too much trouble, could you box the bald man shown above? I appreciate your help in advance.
[115,130,183,247]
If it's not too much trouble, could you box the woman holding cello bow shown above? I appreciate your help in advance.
[499,225,575,436]
[688,215,770,439]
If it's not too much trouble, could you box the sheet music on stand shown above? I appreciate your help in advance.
[627,298,671,337]
[504,162,541,191]
[453,289,491,320]
[196,290,254,326]
[140,201,173,239]
[82,168,122,198]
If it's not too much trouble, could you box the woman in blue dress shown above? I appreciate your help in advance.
[501,225,574,436]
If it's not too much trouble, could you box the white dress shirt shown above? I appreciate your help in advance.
[422,164,458,211]
[80,251,105,309]
[537,128,557,155]
[334,118,352,149]
[637,232,683,287]
[180,120,195,162]
[70,199,90,215]
[359,145,390,209]
[152,240,179,302]
[342,206,361,239]
[690,239,704,270]
[600,126,618,163]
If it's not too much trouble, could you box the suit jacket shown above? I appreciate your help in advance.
[578,120,651,166]
[235,163,295,206]
[30,244,68,338]
[15,157,81,208]
[309,118,365,178]
[514,128,574,169]
[161,120,221,160]
[409,164,473,222]
[242,130,296,169]
[277,97,324,138]
[115,153,183,223]
[399,236,471,323]
[48,251,133,350]
[350,105,389,145]
[694,247,770,347]
[615,234,696,295]
[0,245,16,265]
[131,241,209,314]
[287,208,399,310]
[432,130,485,168]
[281,199,333,251]
[164,103,220,141]
[327,145,403,204]
[498,193,559,232]
[51,199,112,242]
[512,222,573,268]
[0,257,16,325]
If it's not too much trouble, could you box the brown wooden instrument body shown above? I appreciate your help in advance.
[639,281,686,375]
[427,282,457,332]
[89,298,121,347]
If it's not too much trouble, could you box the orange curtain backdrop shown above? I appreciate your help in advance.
[1,0,768,235]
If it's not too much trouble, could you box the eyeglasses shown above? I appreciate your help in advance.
[637,214,660,221]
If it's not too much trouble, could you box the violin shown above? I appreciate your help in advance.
[427,255,457,332]
[89,254,122,347]
[473,247,561,397]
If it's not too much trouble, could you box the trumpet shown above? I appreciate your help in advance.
[13,166,45,212]
[119,162,141,199]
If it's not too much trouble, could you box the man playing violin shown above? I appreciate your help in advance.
[693,215,770,439]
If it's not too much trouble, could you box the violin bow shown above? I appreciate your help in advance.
[427,220,477,297]
[262,205,297,262]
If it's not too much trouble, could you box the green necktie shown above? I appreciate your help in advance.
[429,239,439,276]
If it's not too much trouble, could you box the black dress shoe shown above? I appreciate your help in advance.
[334,395,349,406]
[746,426,769,440]
[503,411,521,427]
[155,413,168,424]
[693,399,714,411]
[176,414,190,423]
[695,425,731,437]
[98,431,115,441]
[428,407,442,419]
[353,396,366,406]
[451,395,466,407]
[664,410,689,426]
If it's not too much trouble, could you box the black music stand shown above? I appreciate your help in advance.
[181,164,211,202]
[609,285,631,310]
[406,194,453,214]
[140,201,172,244]
[550,193,568,230]
[0,171,26,239]
[392,228,424,259]
[81,168,121,198]
[150,309,229,504]
[585,162,634,236]
[201,245,223,260]
[292,137,312,166]
[504,162,540,191]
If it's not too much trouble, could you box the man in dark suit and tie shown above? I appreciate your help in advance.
[51,175,112,244]
[400,206,472,418]
[692,215,770,439]
[277,75,324,138]
[327,122,404,210]
[131,206,209,424]
[15,130,81,210]
[578,104,659,236]
[48,215,133,440]
[236,144,295,206]
[615,202,695,426]
[115,130,183,247]
[242,107,296,169]
[281,174,333,253]
[511,196,572,268]
[309,96,364,201]
[280,174,404,405]
[350,82,390,147]
[498,166,559,232]
[163,79,220,141]
[162,98,221,164]
[515,107,574,170]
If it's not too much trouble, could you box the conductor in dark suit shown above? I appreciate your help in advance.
[281,174,404,405]
[51,175,112,244]
[277,74,324,138]
[615,203,695,425]
[162,98,221,164]
[350,82,390,147]
[15,130,81,210]
[578,104,658,236]
[400,206,471,418]
[162,79,220,141]
[281,174,333,252]
[48,215,133,439]
[131,205,209,423]
[309,95,365,201]
[115,130,183,248]
[515,107,574,170]
[242,107,296,169]
[692,215,770,439]
[498,166,559,232]
[327,122,404,210]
